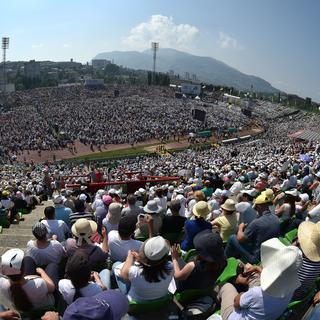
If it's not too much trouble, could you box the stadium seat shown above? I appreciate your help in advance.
[279,237,291,246]
[277,288,316,320]
[285,228,298,243]
[128,294,173,315]
[175,288,213,305]
[183,249,197,262]
[216,257,239,285]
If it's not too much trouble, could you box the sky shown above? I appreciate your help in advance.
[1,0,320,101]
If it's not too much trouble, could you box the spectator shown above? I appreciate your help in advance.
[41,206,70,242]
[225,192,280,264]
[212,199,238,242]
[181,201,212,252]
[0,249,55,312]
[53,195,72,227]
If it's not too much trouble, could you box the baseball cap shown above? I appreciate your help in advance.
[63,290,129,320]
[1,248,24,276]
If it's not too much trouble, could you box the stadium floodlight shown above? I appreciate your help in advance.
[2,37,9,93]
[151,42,159,84]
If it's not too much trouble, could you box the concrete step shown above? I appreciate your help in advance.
[1,228,33,236]
[0,235,33,248]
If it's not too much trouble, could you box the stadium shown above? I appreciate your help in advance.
[0,2,320,320]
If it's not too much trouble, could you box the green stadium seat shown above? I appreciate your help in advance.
[128,294,173,315]
[216,257,239,285]
[175,288,213,305]
[183,249,197,262]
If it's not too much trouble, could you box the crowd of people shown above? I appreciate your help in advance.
[1,139,320,319]
[0,85,257,162]
[1,85,320,319]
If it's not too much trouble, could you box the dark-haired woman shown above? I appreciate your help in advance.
[0,249,55,312]
[118,236,173,301]
[58,251,108,305]
[172,231,227,292]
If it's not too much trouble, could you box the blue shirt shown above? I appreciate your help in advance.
[229,286,292,320]
[181,219,212,251]
[54,205,72,228]
[244,211,280,260]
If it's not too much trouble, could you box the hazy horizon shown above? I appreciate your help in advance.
[1,0,319,101]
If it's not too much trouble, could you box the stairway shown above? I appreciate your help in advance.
[0,201,51,256]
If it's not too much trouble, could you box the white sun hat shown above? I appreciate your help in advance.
[1,248,24,276]
[260,238,302,298]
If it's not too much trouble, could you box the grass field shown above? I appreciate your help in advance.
[70,146,151,161]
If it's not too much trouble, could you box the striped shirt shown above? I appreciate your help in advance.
[69,211,95,226]
[293,255,320,300]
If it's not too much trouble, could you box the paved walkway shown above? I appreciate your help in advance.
[0,201,51,255]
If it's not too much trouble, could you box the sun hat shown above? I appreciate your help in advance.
[2,190,10,197]
[193,230,225,262]
[260,238,302,298]
[53,195,64,204]
[298,221,320,262]
[108,188,116,195]
[240,189,257,197]
[102,195,113,205]
[63,290,129,320]
[79,193,87,202]
[193,201,212,218]
[139,236,170,266]
[138,188,146,194]
[254,193,272,206]
[1,248,24,276]
[96,189,106,197]
[174,188,185,194]
[220,199,236,212]
[32,222,48,239]
[262,189,274,201]
[80,186,87,191]
[213,188,223,198]
[285,189,300,197]
[143,200,161,214]
[299,193,309,202]
[71,218,97,246]
[106,203,122,225]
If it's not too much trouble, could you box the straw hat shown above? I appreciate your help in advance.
[220,199,236,212]
[193,201,211,218]
[71,218,97,246]
[298,221,320,262]
[260,238,302,298]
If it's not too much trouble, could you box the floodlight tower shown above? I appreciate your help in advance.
[2,37,9,93]
[151,42,159,84]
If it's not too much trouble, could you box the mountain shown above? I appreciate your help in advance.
[94,48,279,93]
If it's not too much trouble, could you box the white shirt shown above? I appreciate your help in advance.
[58,279,102,305]
[127,262,173,301]
[108,230,142,262]
[0,276,55,310]
[26,240,65,265]
[154,196,167,212]
[41,219,70,242]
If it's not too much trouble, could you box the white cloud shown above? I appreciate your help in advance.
[31,43,43,48]
[123,15,199,50]
[62,44,71,48]
[217,32,243,50]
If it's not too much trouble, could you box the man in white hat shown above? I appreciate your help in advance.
[219,238,303,320]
